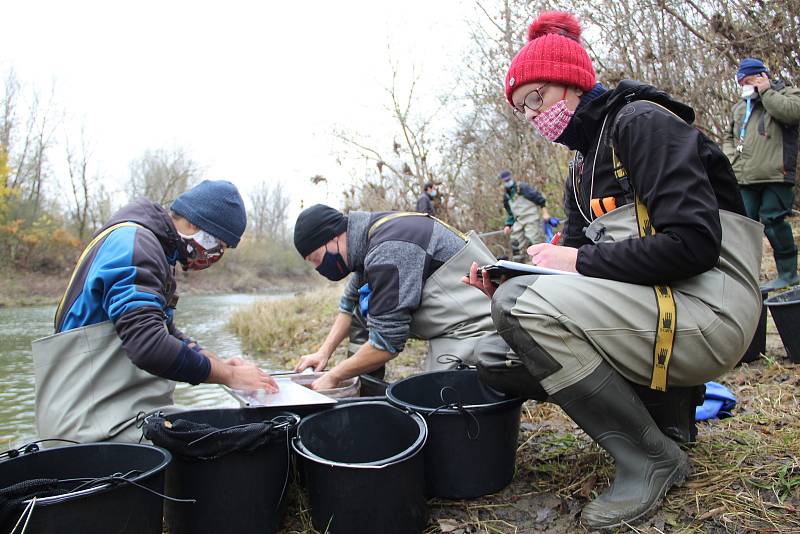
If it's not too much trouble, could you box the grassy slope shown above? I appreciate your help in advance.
[230,223,800,533]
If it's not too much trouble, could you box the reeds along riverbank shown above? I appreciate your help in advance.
[227,286,343,368]
[227,284,427,379]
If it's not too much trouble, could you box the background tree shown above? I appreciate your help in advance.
[127,147,202,206]
[249,180,290,242]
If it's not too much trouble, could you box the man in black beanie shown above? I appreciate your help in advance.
[293,204,496,390]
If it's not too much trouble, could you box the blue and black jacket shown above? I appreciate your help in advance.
[54,198,211,384]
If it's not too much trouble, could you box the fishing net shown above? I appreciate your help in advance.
[142,413,295,461]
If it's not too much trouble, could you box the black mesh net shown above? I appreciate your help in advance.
[142,414,294,461]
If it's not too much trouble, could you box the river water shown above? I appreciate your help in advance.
[0,293,292,447]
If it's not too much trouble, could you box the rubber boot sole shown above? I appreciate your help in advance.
[582,453,692,530]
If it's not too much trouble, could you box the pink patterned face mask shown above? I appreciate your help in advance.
[532,99,574,142]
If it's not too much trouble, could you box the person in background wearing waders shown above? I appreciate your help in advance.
[499,169,552,260]
[416,181,437,216]
[722,58,800,292]
[464,12,762,529]
[292,204,496,390]
[32,180,278,444]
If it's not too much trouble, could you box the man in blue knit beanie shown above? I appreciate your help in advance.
[33,179,278,444]
[723,58,800,291]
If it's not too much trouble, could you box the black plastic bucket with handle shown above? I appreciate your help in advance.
[292,401,428,534]
[765,287,800,363]
[0,443,170,534]
[386,369,523,499]
[147,408,300,534]
[739,290,769,364]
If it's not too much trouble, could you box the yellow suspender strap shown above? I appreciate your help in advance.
[54,222,141,330]
[612,148,676,392]
[367,212,467,241]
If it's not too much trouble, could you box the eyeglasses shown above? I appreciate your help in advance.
[511,83,549,120]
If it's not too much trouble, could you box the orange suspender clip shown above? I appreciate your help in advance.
[590,196,618,218]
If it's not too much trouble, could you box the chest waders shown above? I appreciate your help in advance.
[368,213,496,370]
[33,223,176,443]
[610,99,762,390]
[509,195,544,255]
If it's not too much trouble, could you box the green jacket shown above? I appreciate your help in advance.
[722,81,800,185]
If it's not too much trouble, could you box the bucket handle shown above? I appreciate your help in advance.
[15,470,197,509]
[1,439,81,461]
[435,354,476,371]
[430,386,481,441]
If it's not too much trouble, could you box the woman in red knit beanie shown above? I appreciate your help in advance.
[466,11,762,530]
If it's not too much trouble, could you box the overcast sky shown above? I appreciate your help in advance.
[0,0,475,218]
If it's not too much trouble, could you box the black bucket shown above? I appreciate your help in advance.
[292,401,428,534]
[386,369,523,499]
[739,290,769,364]
[359,373,389,397]
[0,443,169,534]
[765,287,800,363]
[158,408,300,534]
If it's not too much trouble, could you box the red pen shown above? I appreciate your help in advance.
[550,231,561,245]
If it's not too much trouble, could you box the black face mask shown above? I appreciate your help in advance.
[316,242,350,281]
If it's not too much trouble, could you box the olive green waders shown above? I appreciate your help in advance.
[33,321,175,443]
[509,195,544,256]
[409,231,497,370]
[493,205,763,393]
[491,205,762,528]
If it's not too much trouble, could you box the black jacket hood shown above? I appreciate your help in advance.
[566,80,695,153]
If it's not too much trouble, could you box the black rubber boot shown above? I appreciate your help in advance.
[551,361,691,529]
[631,383,705,445]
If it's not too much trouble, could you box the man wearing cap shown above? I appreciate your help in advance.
[722,58,800,291]
[499,170,551,260]
[33,180,278,443]
[292,204,496,390]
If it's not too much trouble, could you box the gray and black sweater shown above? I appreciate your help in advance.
[339,211,465,353]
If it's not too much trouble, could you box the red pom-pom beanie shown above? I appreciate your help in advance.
[505,12,596,105]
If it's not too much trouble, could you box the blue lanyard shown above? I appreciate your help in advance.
[738,98,753,143]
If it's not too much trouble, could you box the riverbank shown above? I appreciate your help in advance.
[0,268,318,308]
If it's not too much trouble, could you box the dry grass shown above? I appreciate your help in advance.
[228,285,343,365]
[228,284,428,378]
